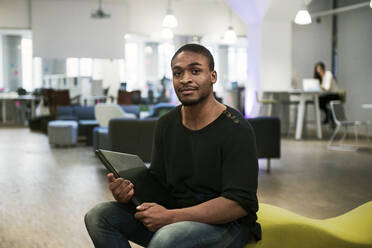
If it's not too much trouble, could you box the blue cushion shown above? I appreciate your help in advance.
[56,106,74,119]
[74,106,95,120]
[121,105,140,118]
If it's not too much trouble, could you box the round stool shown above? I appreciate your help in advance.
[48,120,78,146]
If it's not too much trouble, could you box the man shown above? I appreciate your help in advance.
[85,44,261,248]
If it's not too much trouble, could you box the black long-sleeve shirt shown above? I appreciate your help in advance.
[149,105,261,240]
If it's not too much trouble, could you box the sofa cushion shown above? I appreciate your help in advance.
[74,106,95,120]
[109,118,157,162]
[121,105,140,118]
[247,117,281,159]
[56,106,77,120]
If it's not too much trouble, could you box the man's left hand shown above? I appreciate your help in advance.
[134,203,174,232]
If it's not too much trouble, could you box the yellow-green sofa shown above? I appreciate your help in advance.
[246,201,372,248]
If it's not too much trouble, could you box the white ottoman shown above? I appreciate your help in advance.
[48,120,78,146]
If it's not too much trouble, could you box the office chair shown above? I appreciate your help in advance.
[255,91,277,116]
[328,101,369,151]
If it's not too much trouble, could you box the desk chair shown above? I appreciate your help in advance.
[328,101,369,151]
[256,91,277,116]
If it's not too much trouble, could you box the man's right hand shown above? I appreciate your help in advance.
[107,173,134,203]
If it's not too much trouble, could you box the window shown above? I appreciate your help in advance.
[118,59,125,84]
[21,38,33,91]
[125,42,139,90]
[79,58,93,77]
[0,36,3,89]
[158,43,174,79]
[32,57,42,89]
[66,58,79,77]
[92,59,102,80]
[228,47,248,83]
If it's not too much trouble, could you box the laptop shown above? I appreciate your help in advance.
[302,78,321,92]
[95,149,177,209]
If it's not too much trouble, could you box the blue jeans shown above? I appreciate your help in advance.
[85,201,249,248]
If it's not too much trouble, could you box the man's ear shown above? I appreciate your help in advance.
[211,70,217,84]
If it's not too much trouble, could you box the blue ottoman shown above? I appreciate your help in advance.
[48,120,78,146]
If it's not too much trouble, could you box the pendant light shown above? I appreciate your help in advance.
[162,0,178,28]
[161,28,174,40]
[295,1,312,25]
[223,8,237,44]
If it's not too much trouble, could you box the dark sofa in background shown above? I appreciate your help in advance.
[109,118,158,163]
[247,116,281,173]
[108,116,281,172]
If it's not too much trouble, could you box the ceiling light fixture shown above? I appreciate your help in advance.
[91,0,110,19]
[295,1,312,25]
[223,8,237,44]
[161,28,174,40]
[162,0,178,28]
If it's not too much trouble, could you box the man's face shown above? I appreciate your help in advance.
[171,51,217,106]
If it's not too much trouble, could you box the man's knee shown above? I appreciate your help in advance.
[148,222,193,248]
[85,202,115,232]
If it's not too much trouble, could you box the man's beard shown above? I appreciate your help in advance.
[178,92,209,106]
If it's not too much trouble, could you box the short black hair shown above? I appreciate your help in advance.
[171,43,215,71]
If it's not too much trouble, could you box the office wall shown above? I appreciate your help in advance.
[126,0,246,38]
[261,21,292,91]
[42,58,66,75]
[0,0,30,29]
[292,0,372,132]
[291,0,333,89]
[337,6,372,123]
[292,16,333,88]
[32,0,128,59]
[260,0,303,91]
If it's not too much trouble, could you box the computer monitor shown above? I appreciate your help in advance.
[302,78,321,91]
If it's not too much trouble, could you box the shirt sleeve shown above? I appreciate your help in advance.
[220,122,259,222]
[322,71,333,91]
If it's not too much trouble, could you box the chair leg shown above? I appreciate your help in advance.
[268,104,273,116]
[266,159,271,173]
[340,126,348,145]
[353,126,358,145]
[328,125,359,151]
[367,124,370,147]
[328,125,340,149]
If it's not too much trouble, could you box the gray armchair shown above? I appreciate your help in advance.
[109,118,158,163]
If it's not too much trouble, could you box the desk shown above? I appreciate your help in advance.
[83,96,109,106]
[263,90,322,140]
[0,94,38,124]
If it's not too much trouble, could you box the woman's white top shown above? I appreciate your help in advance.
[322,71,339,92]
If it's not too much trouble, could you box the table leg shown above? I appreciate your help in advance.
[314,95,322,139]
[2,99,6,123]
[295,95,306,140]
[31,99,36,119]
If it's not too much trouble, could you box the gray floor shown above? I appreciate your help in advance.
[0,127,371,248]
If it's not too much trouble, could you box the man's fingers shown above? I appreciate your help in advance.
[107,173,115,182]
[134,211,145,220]
[109,178,130,191]
[136,202,155,211]
[118,185,134,201]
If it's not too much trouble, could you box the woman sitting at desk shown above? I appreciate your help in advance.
[314,61,340,126]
